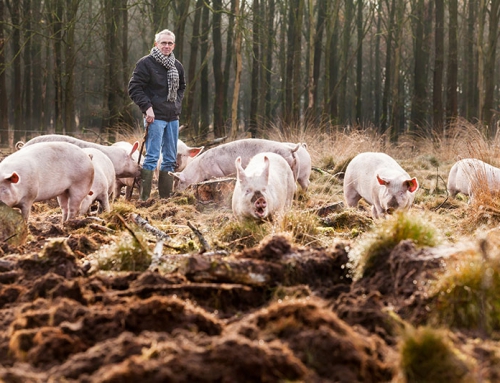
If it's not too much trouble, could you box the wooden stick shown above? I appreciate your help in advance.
[187,221,211,253]
[130,213,171,241]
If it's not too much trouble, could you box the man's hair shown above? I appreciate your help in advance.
[155,29,175,43]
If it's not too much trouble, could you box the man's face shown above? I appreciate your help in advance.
[155,34,175,56]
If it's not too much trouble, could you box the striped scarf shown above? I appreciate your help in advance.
[150,46,179,102]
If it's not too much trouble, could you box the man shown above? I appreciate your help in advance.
[128,29,186,200]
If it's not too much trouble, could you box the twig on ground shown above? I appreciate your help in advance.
[130,214,171,241]
[187,221,211,253]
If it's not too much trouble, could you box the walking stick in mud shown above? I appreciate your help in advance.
[132,120,149,197]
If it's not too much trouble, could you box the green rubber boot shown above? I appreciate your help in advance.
[140,169,154,201]
[158,171,174,199]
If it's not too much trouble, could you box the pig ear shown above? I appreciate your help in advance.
[262,156,270,183]
[376,174,389,186]
[189,147,204,158]
[405,178,419,193]
[130,141,139,156]
[235,157,246,182]
[6,172,20,184]
[168,171,182,181]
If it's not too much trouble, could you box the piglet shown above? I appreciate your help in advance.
[343,152,419,218]
[79,148,116,214]
[232,152,296,221]
[18,134,141,178]
[0,142,94,222]
[447,158,500,201]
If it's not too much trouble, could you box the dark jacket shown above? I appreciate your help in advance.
[128,55,186,122]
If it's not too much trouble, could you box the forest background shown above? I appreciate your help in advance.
[0,0,498,146]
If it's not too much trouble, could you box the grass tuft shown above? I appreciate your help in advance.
[428,246,500,334]
[399,326,472,383]
[350,211,439,279]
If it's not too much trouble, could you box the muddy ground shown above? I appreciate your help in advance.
[1,136,500,383]
[0,194,498,383]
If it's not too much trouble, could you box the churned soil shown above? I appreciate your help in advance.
[0,210,460,383]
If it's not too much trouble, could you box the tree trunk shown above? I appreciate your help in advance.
[103,0,123,141]
[0,0,8,146]
[249,0,260,137]
[355,0,363,124]
[446,0,458,125]
[339,0,354,124]
[482,0,500,136]
[223,0,235,128]
[463,0,477,120]
[381,0,396,133]
[185,0,204,134]
[199,2,210,140]
[374,2,382,130]
[173,0,189,63]
[285,0,304,126]
[230,0,243,140]
[410,0,431,133]
[389,0,404,142]
[63,0,80,134]
[6,0,23,141]
[212,0,226,138]
[433,0,444,133]
[264,0,275,121]
[22,0,32,137]
[312,0,327,117]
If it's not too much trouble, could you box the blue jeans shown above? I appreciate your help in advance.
[143,119,179,172]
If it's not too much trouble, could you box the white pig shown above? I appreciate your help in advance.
[170,138,300,192]
[447,158,500,200]
[0,142,94,222]
[176,140,204,171]
[18,134,141,179]
[232,152,296,221]
[79,148,116,214]
[111,141,143,200]
[343,152,419,219]
[112,139,203,200]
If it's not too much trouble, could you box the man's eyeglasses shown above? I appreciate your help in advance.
[160,41,175,46]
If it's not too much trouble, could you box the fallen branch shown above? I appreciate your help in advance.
[187,221,211,253]
[130,214,171,241]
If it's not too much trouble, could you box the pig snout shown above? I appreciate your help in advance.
[254,197,267,217]
[251,191,267,218]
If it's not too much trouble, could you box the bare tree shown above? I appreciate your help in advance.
[230,0,243,139]
[482,0,500,136]
[446,0,458,124]
[0,0,8,145]
[199,2,210,140]
[249,0,260,137]
[433,0,444,132]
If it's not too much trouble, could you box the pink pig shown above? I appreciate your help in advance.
[232,152,296,221]
[170,138,300,192]
[343,152,419,218]
[0,142,94,222]
[18,134,141,179]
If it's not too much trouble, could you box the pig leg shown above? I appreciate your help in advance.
[67,187,90,220]
[344,186,362,207]
[98,193,111,213]
[57,192,70,222]
[79,196,92,216]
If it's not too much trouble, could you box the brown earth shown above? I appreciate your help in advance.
[0,200,478,383]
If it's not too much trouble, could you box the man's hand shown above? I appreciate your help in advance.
[145,107,155,123]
